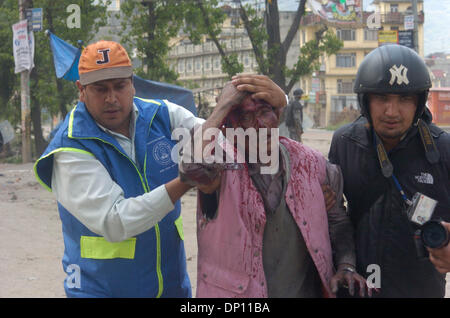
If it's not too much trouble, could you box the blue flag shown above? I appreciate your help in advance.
[47,30,80,81]
[133,75,197,116]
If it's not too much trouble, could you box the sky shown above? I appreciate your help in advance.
[276,0,450,56]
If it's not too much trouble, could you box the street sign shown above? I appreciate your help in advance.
[12,20,32,73]
[398,30,414,49]
[26,8,43,32]
[404,15,414,30]
[378,30,398,46]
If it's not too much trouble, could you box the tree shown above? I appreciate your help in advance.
[186,0,244,77]
[117,0,243,84]
[192,0,343,94]
[0,0,108,157]
[117,0,189,83]
[0,0,21,126]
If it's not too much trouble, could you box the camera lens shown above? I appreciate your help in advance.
[421,220,450,249]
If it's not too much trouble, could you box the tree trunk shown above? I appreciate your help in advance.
[30,96,48,157]
[56,79,68,119]
[266,0,286,91]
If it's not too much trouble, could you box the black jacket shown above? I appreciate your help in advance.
[329,114,450,298]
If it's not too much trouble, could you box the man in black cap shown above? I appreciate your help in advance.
[284,88,304,142]
[329,44,450,297]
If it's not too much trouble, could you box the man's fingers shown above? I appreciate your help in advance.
[429,252,444,268]
[232,75,272,93]
[330,276,339,293]
[249,92,272,102]
[345,274,355,296]
[442,221,450,232]
[436,266,448,274]
[357,276,366,297]
[232,74,270,84]
[234,83,266,93]
[430,254,448,274]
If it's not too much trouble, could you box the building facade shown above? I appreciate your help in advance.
[300,0,424,127]
[167,7,301,109]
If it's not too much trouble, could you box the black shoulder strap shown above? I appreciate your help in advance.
[417,119,440,164]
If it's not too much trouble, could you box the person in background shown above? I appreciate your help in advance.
[283,88,305,142]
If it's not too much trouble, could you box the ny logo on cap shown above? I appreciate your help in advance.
[389,64,409,85]
[96,48,111,65]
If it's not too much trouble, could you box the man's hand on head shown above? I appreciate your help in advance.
[215,81,248,112]
[231,74,287,109]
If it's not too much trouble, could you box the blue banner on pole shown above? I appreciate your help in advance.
[47,30,81,81]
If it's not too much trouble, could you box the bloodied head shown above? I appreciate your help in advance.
[224,96,281,164]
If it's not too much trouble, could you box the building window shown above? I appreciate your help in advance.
[302,30,306,45]
[364,28,378,41]
[337,79,355,94]
[231,16,240,26]
[249,52,255,68]
[204,57,211,71]
[243,52,251,68]
[336,29,355,41]
[195,58,202,72]
[390,4,398,13]
[235,38,241,48]
[186,59,193,73]
[390,26,399,31]
[213,56,221,71]
[336,53,356,68]
[178,59,185,74]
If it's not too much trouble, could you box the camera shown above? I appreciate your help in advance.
[406,193,449,259]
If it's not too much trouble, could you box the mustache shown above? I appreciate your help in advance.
[104,104,121,111]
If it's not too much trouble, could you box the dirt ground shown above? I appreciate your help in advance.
[0,129,448,298]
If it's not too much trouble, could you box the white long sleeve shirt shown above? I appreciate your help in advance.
[51,100,204,242]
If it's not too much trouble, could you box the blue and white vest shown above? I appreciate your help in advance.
[34,97,191,297]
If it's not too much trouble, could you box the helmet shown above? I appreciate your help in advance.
[293,88,303,97]
[354,44,431,123]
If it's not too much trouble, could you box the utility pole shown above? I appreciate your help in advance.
[19,0,32,163]
[412,0,419,54]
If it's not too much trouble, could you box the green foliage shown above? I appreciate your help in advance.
[188,0,343,95]
[288,30,342,84]
[220,53,243,80]
[0,0,108,123]
[238,2,268,74]
[183,0,242,78]
[36,0,109,118]
[183,0,225,44]
[117,0,188,83]
[0,0,20,124]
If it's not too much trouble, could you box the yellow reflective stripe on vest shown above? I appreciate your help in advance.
[134,97,162,105]
[80,236,136,259]
[175,215,184,241]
